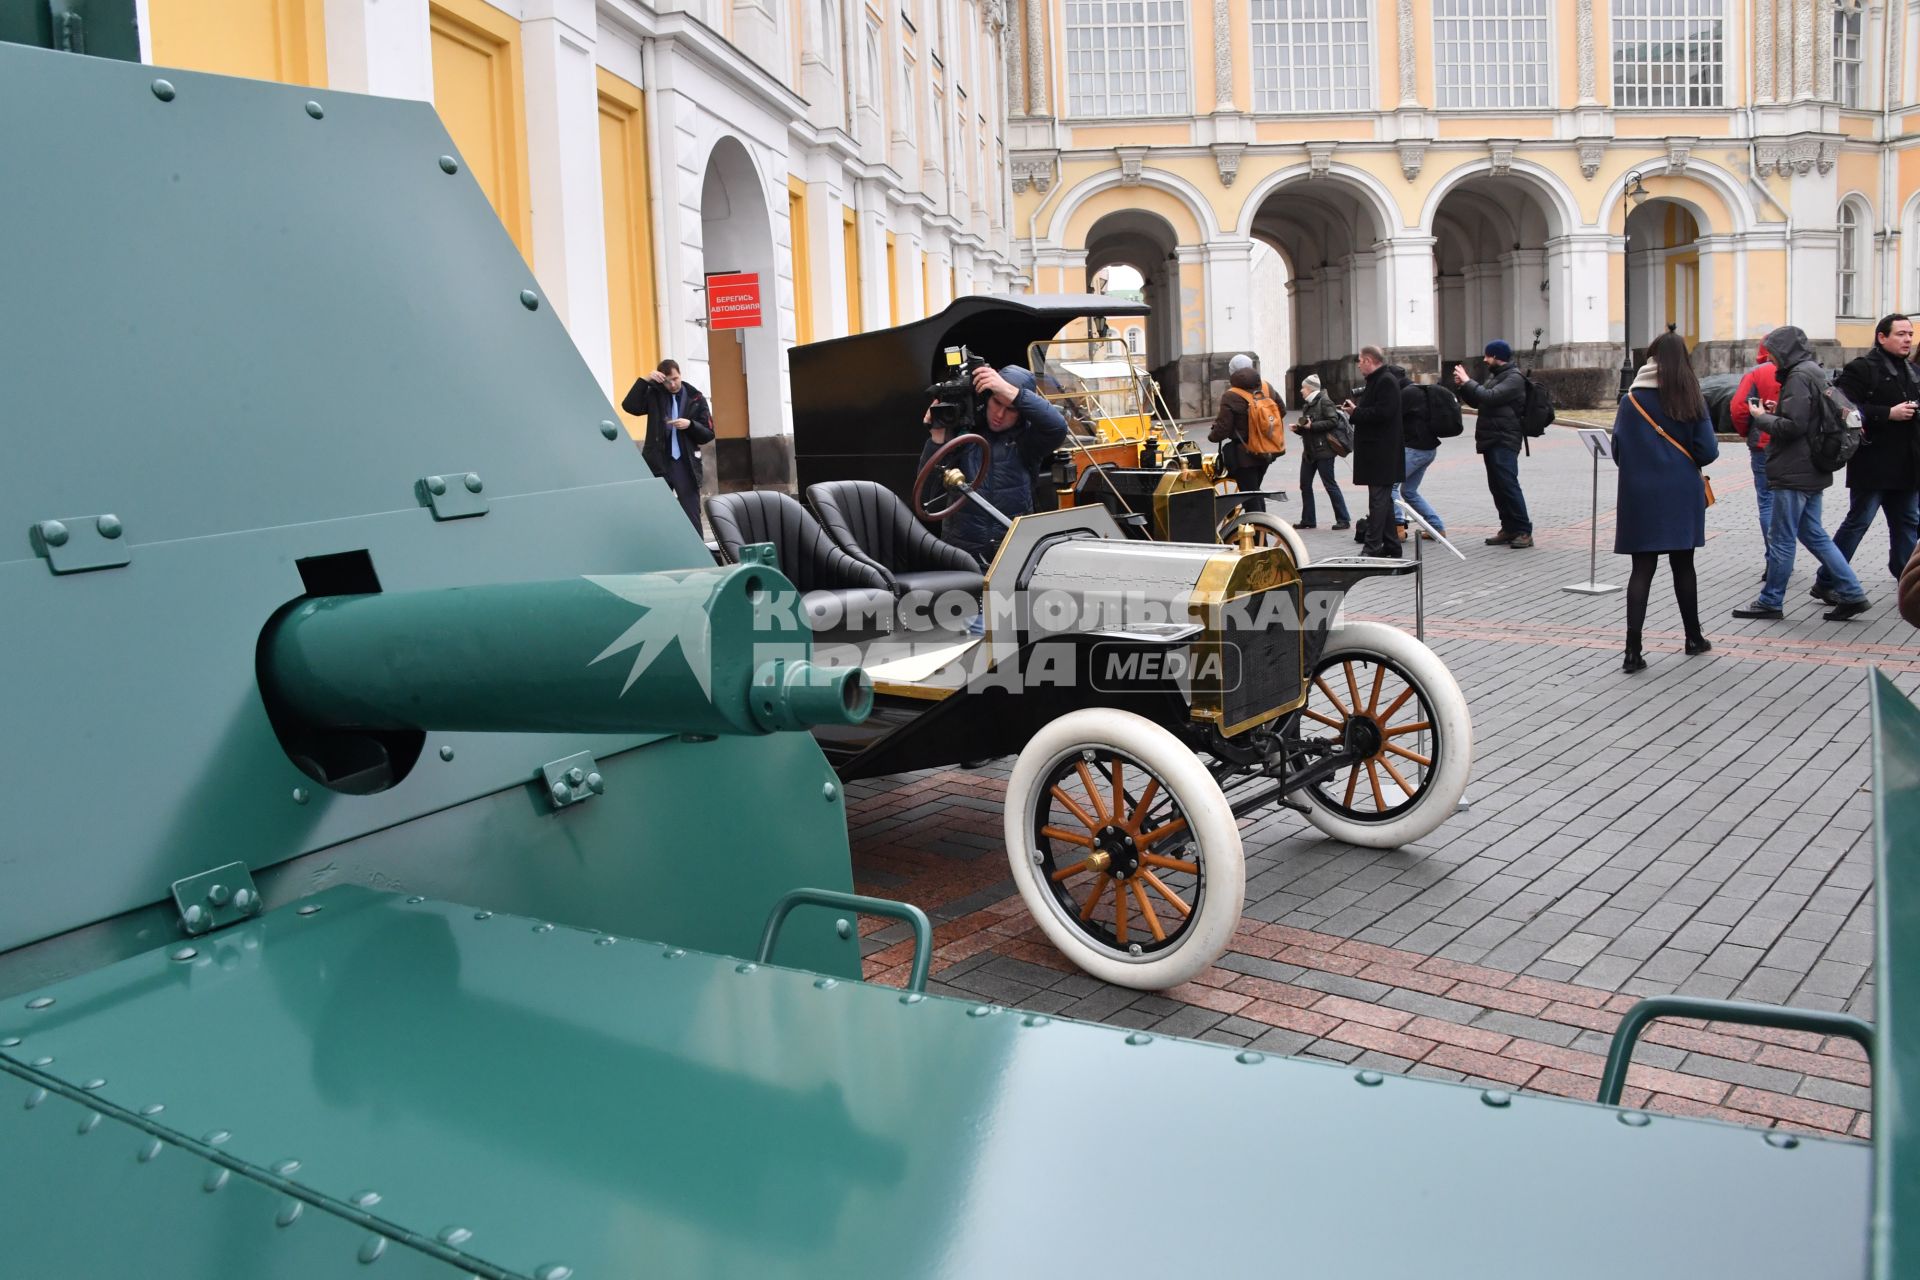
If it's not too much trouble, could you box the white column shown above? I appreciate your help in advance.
[1461,263,1493,354]
[1503,248,1548,350]
[1436,274,1467,362]
[323,0,434,100]
[1290,276,1322,365]
[1206,239,1256,354]
[1694,234,1734,344]
[1546,233,1612,348]
[1345,249,1383,352]
[520,0,612,389]
[1320,265,1351,358]
[807,179,843,339]
[1379,235,1438,351]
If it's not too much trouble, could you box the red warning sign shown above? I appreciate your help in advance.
[705,272,762,330]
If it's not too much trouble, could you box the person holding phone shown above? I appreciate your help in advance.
[621,358,715,531]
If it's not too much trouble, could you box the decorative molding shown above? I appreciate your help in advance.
[1666,137,1695,175]
[1574,0,1597,104]
[1115,146,1148,186]
[1755,0,1774,102]
[1010,154,1054,193]
[1397,139,1426,182]
[1396,0,1418,107]
[1005,0,1024,114]
[1488,139,1517,176]
[1212,142,1244,187]
[1214,0,1234,111]
[1815,0,1835,101]
[1577,140,1605,181]
[1793,0,1813,99]
[1755,135,1839,177]
[985,0,1006,32]
[1306,142,1335,179]
[1026,0,1048,116]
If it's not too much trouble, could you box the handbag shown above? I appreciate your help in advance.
[1628,391,1715,508]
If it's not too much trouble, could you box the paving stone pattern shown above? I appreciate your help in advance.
[845,424,1915,1139]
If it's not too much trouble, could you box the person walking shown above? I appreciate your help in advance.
[1730,342,1781,578]
[1293,374,1351,530]
[1208,353,1285,513]
[1394,367,1452,537]
[1733,325,1872,621]
[1342,346,1405,557]
[621,359,715,531]
[1818,314,1920,603]
[1452,340,1533,548]
[1612,332,1719,672]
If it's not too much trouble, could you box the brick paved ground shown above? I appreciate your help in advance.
[846,423,1917,1139]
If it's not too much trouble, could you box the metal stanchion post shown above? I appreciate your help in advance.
[1563,429,1623,595]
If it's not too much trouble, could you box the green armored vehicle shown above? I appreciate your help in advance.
[0,40,1911,1279]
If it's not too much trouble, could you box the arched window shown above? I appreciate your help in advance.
[816,0,838,71]
[1834,1,1864,109]
[1127,327,1143,354]
[1252,0,1371,113]
[1837,200,1868,318]
[1065,0,1190,117]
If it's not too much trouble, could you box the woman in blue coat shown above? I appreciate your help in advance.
[1613,331,1720,672]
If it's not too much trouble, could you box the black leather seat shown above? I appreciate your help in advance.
[705,491,893,635]
[806,481,987,600]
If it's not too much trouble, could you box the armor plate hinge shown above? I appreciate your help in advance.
[170,861,263,936]
[418,471,489,520]
[542,751,604,810]
[32,514,132,575]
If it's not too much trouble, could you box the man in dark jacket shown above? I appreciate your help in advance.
[1735,325,1871,620]
[621,359,715,530]
[1452,340,1533,548]
[1392,365,1449,536]
[1818,313,1920,602]
[916,363,1069,563]
[1342,346,1404,557]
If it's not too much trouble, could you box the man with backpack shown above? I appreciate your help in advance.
[1452,340,1535,549]
[1394,367,1460,536]
[1208,353,1286,512]
[1734,324,1871,621]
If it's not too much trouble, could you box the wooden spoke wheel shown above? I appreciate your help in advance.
[1296,621,1472,850]
[1215,510,1309,568]
[1006,709,1243,990]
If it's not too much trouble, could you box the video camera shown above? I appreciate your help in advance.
[925,344,991,431]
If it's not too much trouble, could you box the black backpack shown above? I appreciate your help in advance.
[1424,384,1465,439]
[1805,368,1865,473]
[1520,375,1556,437]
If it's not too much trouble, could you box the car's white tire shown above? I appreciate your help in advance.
[1299,621,1473,849]
[1005,708,1244,990]
[1216,510,1311,569]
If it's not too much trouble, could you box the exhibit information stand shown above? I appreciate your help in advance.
[1562,429,1622,596]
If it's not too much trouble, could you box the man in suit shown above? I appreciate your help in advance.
[622,359,715,530]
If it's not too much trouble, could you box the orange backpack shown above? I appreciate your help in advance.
[1228,382,1288,456]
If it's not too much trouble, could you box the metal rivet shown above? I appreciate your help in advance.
[25,1088,47,1109]
[95,514,123,540]
[351,1190,381,1208]
[235,889,257,913]
[900,992,925,1004]
[664,948,685,959]
[405,895,425,905]
[1021,1014,1051,1027]
[599,420,619,440]
[83,1078,106,1091]
[439,746,455,762]
[151,79,175,101]
[815,977,838,989]
[439,155,459,174]
[585,772,604,794]
[595,936,616,947]
[205,1130,231,1145]
[426,476,448,496]
[1356,1070,1384,1086]
[1126,1032,1153,1046]
[1081,750,1097,762]
[533,923,554,934]
[566,767,585,785]
[207,883,231,906]
[31,1056,53,1067]
[0,1037,18,1048]
[138,1139,163,1163]
[25,998,53,1010]
[536,1264,573,1280]
[1766,1131,1800,1149]
[37,520,69,547]
[297,905,322,917]
[358,1236,387,1265]
[1481,1090,1512,1108]
[520,290,540,311]
[1127,943,1143,956]
[172,946,198,962]
[182,904,207,932]
[463,473,483,493]
[204,1167,230,1193]
[277,1200,304,1228]
[304,100,324,119]
[439,1226,473,1246]
[292,788,310,805]
[822,781,839,801]
[473,911,492,920]
[274,1159,302,1176]
[967,1005,993,1018]
[78,1112,102,1134]
[834,918,853,939]
[549,782,570,805]
[1618,1110,1652,1127]
[141,1104,164,1116]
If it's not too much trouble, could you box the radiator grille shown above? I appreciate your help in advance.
[1220,582,1304,732]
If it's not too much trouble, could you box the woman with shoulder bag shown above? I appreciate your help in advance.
[1293,374,1352,530]
[1613,331,1720,672]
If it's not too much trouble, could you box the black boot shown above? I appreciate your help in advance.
[1622,646,1647,674]
[1684,634,1712,655]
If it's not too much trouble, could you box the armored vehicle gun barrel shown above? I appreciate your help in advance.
[260,566,873,740]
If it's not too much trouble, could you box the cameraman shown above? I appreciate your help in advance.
[918,363,1068,563]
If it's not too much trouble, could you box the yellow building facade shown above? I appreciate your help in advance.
[1009,0,1920,410]
[130,0,1021,486]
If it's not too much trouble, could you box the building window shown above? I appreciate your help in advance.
[1834,2,1864,109]
[899,52,917,141]
[1434,0,1549,110]
[1064,0,1190,118]
[1837,200,1865,317]
[1612,0,1724,109]
[1126,327,1142,354]
[1251,0,1371,113]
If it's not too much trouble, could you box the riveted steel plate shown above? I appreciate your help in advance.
[0,889,1872,1279]
[32,513,132,574]
[417,472,489,521]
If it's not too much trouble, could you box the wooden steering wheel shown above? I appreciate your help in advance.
[913,432,994,522]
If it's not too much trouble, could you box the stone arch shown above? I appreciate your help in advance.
[1419,159,1580,240]
[1234,162,1405,240]
[1598,164,1752,238]
[1426,163,1573,367]
[1082,208,1185,377]
[1047,167,1221,246]
[699,134,781,489]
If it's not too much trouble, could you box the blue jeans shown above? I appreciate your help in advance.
[1758,489,1867,609]
[1394,447,1445,532]
[1815,488,1920,592]
[1299,454,1350,524]
[1748,446,1772,543]
[1483,447,1531,535]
